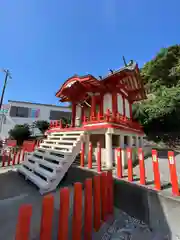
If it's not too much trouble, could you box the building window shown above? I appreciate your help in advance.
[29,108,40,118]
[49,110,71,121]
[9,106,29,118]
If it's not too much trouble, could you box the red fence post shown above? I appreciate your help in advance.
[12,151,17,165]
[55,120,58,127]
[58,187,70,240]
[7,149,12,166]
[93,175,101,231]
[15,204,32,240]
[107,170,114,216]
[152,149,161,190]
[72,182,83,240]
[84,179,93,240]
[21,150,25,161]
[40,195,54,240]
[17,150,21,164]
[59,119,63,128]
[138,148,146,185]
[127,148,133,182]
[88,142,92,169]
[97,111,101,121]
[2,150,6,167]
[97,142,101,173]
[80,142,85,167]
[116,148,122,178]
[100,172,108,221]
[106,109,110,122]
[168,151,179,196]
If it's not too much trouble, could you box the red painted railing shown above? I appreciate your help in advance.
[48,109,142,131]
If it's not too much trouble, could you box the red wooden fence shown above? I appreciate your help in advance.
[15,172,114,239]
[1,140,37,168]
[80,143,180,197]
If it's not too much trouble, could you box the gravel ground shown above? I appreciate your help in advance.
[99,210,167,240]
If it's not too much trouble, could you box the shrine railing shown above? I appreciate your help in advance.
[48,109,143,131]
[82,109,143,130]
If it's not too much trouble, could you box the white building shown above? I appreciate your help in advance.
[0,100,71,139]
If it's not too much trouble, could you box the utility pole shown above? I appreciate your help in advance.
[0,69,12,110]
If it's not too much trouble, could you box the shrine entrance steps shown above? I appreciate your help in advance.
[18,130,85,194]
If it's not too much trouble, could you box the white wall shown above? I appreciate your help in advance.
[103,93,112,113]
[8,101,71,121]
[117,93,123,114]
[75,105,81,126]
[125,99,130,118]
[116,93,131,118]
[0,116,12,139]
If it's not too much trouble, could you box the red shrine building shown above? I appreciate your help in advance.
[18,60,147,194]
[49,61,146,168]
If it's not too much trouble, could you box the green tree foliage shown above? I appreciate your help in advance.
[133,44,180,144]
[141,45,180,90]
[61,117,71,126]
[34,120,50,134]
[8,124,31,145]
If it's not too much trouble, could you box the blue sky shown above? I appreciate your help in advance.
[0,0,179,106]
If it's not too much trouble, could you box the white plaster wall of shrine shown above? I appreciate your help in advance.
[75,105,81,126]
[117,93,123,115]
[125,99,130,118]
[103,93,112,113]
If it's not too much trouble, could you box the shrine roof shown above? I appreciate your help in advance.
[56,61,146,102]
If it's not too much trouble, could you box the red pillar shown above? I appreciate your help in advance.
[88,142,93,169]
[93,175,101,231]
[90,95,96,120]
[72,103,76,127]
[58,188,70,240]
[127,148,133,182]
[168,151,179,196]
[107,171,114,216]
[112,92,117,117]
[84,179,93,240]
[99,94,104,117]
[100,172,108,221]
[97,142,101,173]
[152,149,161,190]
[40,195,54,240]
[15,205,32,240]
[116,148,122,178]
[72,183,83,240]
[138,148,146,185]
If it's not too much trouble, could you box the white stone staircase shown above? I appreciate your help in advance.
[18,130,85,194]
